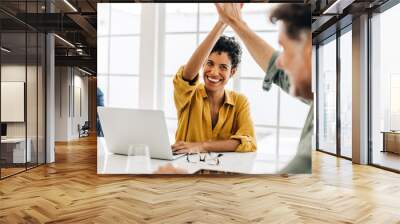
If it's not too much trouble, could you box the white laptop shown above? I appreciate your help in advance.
[98,107,184,160]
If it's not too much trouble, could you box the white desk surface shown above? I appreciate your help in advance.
[97,137,296,174]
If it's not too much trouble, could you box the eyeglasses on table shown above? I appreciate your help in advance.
[186,152,223,165]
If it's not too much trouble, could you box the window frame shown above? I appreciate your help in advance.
[315,21,353,161]
[368,0,400,173]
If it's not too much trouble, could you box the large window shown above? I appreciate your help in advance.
[97,4,141,109]
[317,36,337,154]
[339,28,352,158]
[163,4,198,119]
[317,27,353,159]
[370,3,400,171]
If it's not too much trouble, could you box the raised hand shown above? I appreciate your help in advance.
[215,3,244,26]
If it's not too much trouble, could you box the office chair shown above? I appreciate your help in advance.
[79,121,90,138]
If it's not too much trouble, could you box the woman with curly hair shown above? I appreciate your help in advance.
[171,19,257,154]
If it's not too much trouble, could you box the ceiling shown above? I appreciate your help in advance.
[0,0,102,74]
[0,0,394,74]
[311,0,391,43]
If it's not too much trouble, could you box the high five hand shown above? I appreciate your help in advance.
[215,3,244,26]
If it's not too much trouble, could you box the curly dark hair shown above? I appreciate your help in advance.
[210,35,242,69]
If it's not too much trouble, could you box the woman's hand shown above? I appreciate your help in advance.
[171,141,207,154]
[215,3,244,26]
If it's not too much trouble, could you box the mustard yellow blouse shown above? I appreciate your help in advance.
[173,66,256,152]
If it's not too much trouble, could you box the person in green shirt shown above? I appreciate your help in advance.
[215,3,313,174]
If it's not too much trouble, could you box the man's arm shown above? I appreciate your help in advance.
[215,3,275,73]
[262,52,291,94]
[215,3,297,100]
[183,21,227,81]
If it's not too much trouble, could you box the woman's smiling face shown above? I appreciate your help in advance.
[203,51,236,92]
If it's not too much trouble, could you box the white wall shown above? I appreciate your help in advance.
[1,65,35,138]
[1,63,46,163]
[55,67,89,141]
[55,66,69,141]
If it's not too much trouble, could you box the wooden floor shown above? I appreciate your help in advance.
[1,163,45,178]
[372,151,400,171]
[1,136,400,223]
[1,167,26,178]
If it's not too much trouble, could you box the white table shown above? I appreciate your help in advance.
[97,138,296,174]
[1,138,31,163]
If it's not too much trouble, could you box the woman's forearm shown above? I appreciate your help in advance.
[183,21,227,81]
[203,139,240,152]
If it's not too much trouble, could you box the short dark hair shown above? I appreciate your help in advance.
[269,4,311,40]
[211,35,242,69]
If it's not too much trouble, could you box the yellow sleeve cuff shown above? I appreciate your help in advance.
[174,66,200,89]
[231,135,257,152]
